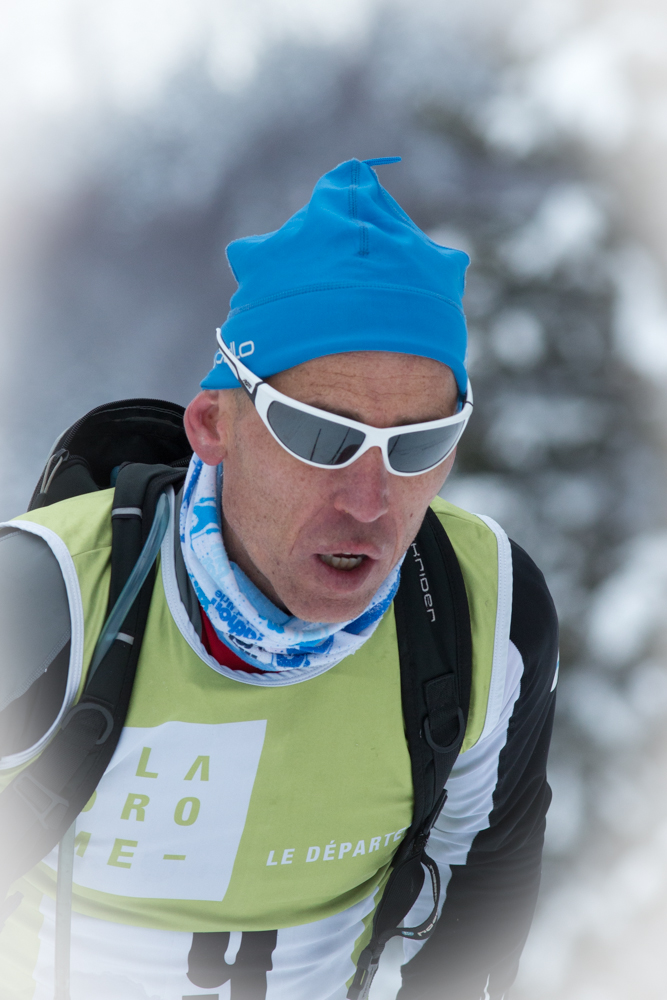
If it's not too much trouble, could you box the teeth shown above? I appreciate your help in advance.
[320,553,365,571]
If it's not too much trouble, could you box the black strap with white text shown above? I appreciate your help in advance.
[347,508,472,1000]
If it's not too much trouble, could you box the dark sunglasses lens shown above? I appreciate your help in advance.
[388,422,465,473]
[267,401,366,466]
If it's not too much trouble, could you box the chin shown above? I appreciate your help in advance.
[287,593,375,625]
[274,555,393,623]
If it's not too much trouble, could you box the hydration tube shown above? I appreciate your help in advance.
[88,491,170,679]
[54,822,75,1000]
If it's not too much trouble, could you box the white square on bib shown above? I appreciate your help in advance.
[52,720,267,901]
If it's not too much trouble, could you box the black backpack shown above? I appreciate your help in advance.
[0,398,471,1000]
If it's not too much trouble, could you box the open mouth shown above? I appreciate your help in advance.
[318,553,366,571]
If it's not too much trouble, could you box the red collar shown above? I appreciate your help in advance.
[199,606,267,674]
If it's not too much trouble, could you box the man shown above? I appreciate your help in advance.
[0,157,557,999]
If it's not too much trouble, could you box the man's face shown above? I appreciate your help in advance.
[185,351,460,623]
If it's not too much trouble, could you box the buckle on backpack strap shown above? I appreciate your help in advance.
[14,774,69,830]
[398,852,441,941]
[423,706,465,753]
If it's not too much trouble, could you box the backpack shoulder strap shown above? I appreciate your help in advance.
[396,507,472,830]
[0,463,185,914]
[348,508,473,1000]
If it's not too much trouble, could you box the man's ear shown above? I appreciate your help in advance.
[184,390,235,466]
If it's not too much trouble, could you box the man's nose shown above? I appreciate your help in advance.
[332,447,390,523]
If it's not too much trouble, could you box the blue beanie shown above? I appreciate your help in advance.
[201,157,469,394]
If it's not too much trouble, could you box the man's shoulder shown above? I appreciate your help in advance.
[0,525,71,746]
[428,495,504,582]
[10,488,115,558]
[430,496,554,618]
[429,494,492,531]
[430,497,557,651]
[428,496,558,711]
[0,489,117,764]
[508,538,558,676]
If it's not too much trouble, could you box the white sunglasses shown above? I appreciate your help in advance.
[215,329,473,477]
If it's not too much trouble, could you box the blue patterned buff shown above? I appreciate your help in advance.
[179,456,401,672]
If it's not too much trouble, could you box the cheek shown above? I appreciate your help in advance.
[394,461,453,537]
[428,451,457,500]
[222,419,321,538]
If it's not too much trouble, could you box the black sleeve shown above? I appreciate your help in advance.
[397,540,559,1000]
[0,528,71,757]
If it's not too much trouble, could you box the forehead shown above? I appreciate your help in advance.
[267,351,458,423]
[271,350,453,387]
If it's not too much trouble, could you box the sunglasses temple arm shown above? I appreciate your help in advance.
[215,328,262,400]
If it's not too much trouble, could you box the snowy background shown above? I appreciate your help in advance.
[2,1,667,997]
